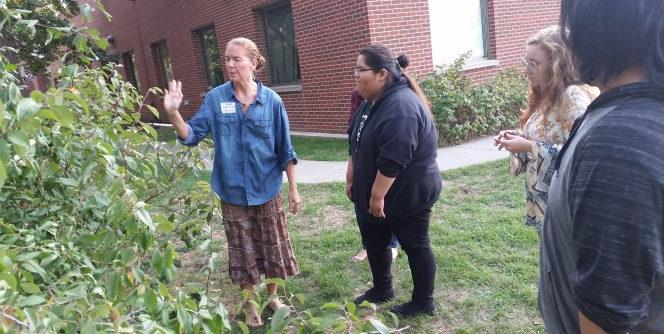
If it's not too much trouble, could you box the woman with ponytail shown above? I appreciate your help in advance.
[346,45,441,317]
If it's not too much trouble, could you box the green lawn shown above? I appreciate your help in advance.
[173,159,542,333]
[290,136,348,161]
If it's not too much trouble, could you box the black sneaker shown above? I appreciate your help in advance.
[390,300,435,318]
[353,287,395,305]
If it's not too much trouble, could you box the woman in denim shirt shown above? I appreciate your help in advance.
[163,37,300,328]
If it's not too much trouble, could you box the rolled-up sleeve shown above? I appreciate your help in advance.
[374,112,420,178]
[570,124,664,332]
[177,95,213,146]
[273,98,298,170]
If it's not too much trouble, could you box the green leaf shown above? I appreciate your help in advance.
[142,123,157,140]
[345,301,356,315]
[155,214,174,233]
[270,306,290,332]
[0,157,6,188]
[16,251,41,261]
[40,253,58,267]
[16,98,41,121]
[59,178,78,187]
[177,307,193,333]
[134,202,154,231]
[158,282,169,297]
[106,271,122,302]
[20,282,41,294]
[73,36,89,53]
[146,105,159,118]
[52,105,75,128]
[144,288,159,316]
[7,129,28,149]
[0,273,17,290]
[321,302,344,311]
[369,318,391,334]
[93,35,109,50]
[61,64,79,78]
[16,295,46,307]
[81,319,97,334]
[236,321,250,334]
[29,90,45,103]
[8,83,20,105]
[21,260,47,279]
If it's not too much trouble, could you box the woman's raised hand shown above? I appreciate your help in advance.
[163,80,183,115]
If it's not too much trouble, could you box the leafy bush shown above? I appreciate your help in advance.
[420,54,528,145]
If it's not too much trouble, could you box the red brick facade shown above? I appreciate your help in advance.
[89,0,560,134]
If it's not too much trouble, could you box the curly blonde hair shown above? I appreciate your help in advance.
[520,26,578,128]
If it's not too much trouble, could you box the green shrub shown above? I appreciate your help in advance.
[420,54,528,145]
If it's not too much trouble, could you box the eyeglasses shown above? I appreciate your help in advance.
[520,58,541,73]
[353,67,374,75]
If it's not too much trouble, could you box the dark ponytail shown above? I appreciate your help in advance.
[360,45,432,114]
[396,54,432,113]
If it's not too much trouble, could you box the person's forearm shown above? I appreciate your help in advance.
[285,161,297,191]
[579,312,607,334]
[346,159,353,184]
[167,109,189,140]
[371,170,395,200]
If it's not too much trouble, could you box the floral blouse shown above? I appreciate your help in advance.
[511,85,599,230]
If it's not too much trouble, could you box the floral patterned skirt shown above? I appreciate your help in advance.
[221,195,299,285]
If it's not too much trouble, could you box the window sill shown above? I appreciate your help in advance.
[269,84,302,93]
[462,59,499,71]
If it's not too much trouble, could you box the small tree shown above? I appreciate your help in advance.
[1,0,112,74]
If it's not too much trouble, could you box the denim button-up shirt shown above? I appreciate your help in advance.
[178,80,298,206]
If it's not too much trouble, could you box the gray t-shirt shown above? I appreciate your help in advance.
[539,82,664,333]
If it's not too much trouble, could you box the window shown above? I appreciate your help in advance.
[260,2,301,85]
[428,0,491,67]
[152,41,173,88]
[121,51,141,90]
[195,26,224,90]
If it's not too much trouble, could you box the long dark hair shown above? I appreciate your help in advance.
[560,0,664,89]
[359,45,432,114]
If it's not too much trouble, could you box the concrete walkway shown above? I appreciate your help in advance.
[291,136,508,184]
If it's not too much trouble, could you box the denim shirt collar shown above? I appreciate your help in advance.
[227,79,267,105]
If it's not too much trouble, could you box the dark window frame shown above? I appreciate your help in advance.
[259,1,301,86]
[121,51,141,90]
[194,25,224,91]
[479,0,492,59]
[151,40,173,88]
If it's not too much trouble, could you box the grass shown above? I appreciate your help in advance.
[290,136,348,161]
[173,159,543,333]
[155,126,348,161]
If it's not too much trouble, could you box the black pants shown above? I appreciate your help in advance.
[358,206,436,304]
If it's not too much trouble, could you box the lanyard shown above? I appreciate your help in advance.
[353,101,372,155]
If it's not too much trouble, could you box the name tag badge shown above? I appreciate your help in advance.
[220,102,236,114]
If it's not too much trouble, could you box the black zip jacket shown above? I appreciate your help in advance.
[348,75,442,222]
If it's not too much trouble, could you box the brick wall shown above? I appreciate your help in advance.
[465,0,561,82]
[365,0,433,78]
[88,0,560,134]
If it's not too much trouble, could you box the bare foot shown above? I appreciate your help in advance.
[268,297,286,312]
[243,301,263,327]
[353,248,367,261]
